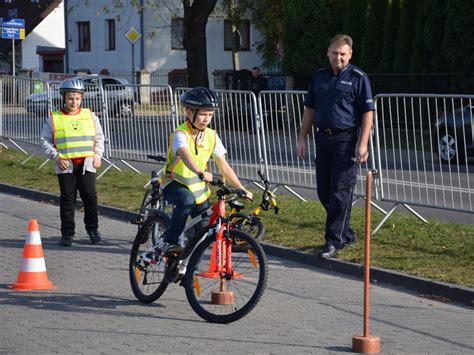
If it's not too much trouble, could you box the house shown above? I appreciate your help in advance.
[63,1,265,86]
[0,0,64,74]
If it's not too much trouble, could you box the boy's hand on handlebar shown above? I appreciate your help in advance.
[242,189,253,201]
[201,171,213,183]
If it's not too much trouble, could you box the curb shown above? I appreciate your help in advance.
[1,182,472,307]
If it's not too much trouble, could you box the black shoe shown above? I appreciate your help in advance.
[319,244,339,259]
[162,242,182,257]
[59,235,73,247]
[88,230,102,244]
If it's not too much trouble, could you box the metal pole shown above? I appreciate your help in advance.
[352,170,381,353]
[12,39,15,77]
[131,43,135,84]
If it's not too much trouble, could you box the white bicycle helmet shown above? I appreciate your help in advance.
[58,78,85,95]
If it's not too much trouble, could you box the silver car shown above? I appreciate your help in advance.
[25,76,135,117]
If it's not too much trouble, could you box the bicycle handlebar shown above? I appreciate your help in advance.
[256,170,279,214]
[147,154,167,163]
[211,177,249,199]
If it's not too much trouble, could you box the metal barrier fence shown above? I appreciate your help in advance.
[1,75,473,228]
[373,94,473,232]
[258,90,378,202]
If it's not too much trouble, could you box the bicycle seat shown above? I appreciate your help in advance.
[228,200,245,211]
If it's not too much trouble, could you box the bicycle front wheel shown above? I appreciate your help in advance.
[129,214,169,303]
[184,229,268,324]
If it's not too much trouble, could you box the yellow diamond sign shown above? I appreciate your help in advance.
[125,26,141,44]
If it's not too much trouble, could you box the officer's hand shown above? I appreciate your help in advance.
[93,156,102,168]
[58,158,70,170]
[355,145,369,164]
[297,140,306,159]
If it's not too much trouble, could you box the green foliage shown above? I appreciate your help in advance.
[358,0,387,73]
[441,0,474,73]
[393,0,417,73]
[282,0,345,77]
[379,0,400,72]
[423,0,448,72]
[242,0,284,67]
[1,148,473,286]
[409,1,429,73]
[342,0,368,66]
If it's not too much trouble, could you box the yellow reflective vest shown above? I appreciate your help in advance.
[164,121,216,204]
[52,108,96,159]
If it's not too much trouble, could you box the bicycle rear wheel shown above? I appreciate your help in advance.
[184,229,268,323]
[129,214,170,303]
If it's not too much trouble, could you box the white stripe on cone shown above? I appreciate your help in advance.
[19,258,47,272]
[25,230,42,245]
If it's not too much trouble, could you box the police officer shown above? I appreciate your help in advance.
[159,87,252,256]
[40,78,105,246]
[297,34,375,259]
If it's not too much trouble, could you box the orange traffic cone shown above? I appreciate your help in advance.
[12,219,55,290]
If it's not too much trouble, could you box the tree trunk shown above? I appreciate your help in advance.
[183,0,217,87]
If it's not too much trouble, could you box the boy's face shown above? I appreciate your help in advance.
[64,91,83,113]
[187,108,215,130]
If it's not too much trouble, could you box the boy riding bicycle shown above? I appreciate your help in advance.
[159,87,253,256]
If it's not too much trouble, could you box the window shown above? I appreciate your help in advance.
[77,21,91,52]
[106,19,116,51]
[171,18,184,50]
[224,19,250,51]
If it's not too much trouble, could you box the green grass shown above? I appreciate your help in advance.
[1,147,473,287]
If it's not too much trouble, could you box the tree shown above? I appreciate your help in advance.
[282,0,345,79]
[379,0,400,72]
[393,0,417,73]
[358,0,387,73]
[440,0,474,73]
[409,1,429,73]
[182,0,217,87]
[236,0,284,67]
[342,0,368,66]
[423,0,447,72]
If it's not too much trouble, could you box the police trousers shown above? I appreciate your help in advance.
[57,164,98,237]
[315,129,358,249]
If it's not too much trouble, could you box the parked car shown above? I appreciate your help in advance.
[25,76,135,118]
[434,104,474,163]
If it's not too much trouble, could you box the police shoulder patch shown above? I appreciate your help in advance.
[351,67,365,77]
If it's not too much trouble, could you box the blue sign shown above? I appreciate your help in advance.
[1,27,25,39]
[0,17,25,28]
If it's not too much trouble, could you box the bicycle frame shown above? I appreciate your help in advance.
[141,185,241,282]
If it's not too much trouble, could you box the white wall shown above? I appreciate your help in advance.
[66,2,264,81]
[21,2,65,70]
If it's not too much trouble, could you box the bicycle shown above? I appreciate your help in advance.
[131,155,169,227]
[129,178,268,324]
[228,170,279,248]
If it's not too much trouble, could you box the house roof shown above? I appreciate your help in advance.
[0,0,62,59]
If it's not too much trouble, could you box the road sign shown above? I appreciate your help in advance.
[125,26,141,44]
[0,17,25,28]
[1,27,25,39]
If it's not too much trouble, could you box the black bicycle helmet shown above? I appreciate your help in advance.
[180,87,219,110]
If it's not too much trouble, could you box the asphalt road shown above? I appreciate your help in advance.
[1,192,473,354]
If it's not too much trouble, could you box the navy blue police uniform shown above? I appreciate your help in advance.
[304,63,375,250]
